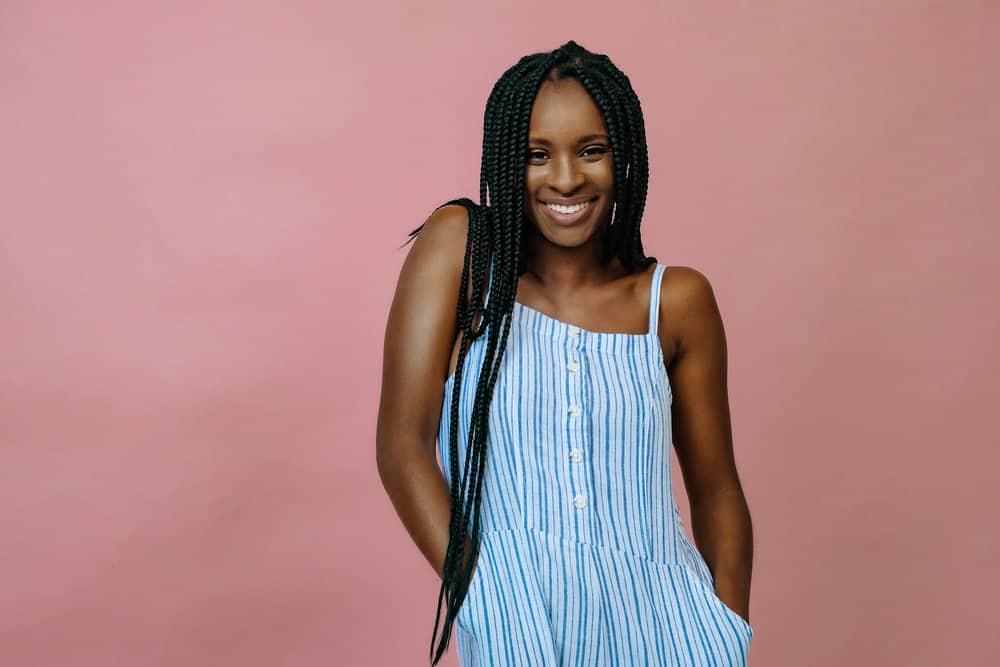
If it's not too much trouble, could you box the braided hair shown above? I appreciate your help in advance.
[403,40,658,664]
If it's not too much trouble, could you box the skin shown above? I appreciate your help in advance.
[376,76,753,626]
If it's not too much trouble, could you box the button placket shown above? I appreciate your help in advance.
[566,329,587,512]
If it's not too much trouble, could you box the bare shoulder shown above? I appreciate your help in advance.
[661,265,718,314]
[659,265,725,361]
[390,202,472,342]
[409,203,472,265]
[407,202,493,306]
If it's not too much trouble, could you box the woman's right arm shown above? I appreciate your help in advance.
[375,203,472,579]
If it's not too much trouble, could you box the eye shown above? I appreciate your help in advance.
[582,145,610,158]
[526,146,610,162]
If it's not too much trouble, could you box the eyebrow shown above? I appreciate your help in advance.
[528,133,609,146]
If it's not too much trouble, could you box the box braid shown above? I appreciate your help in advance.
[402,40,658,665]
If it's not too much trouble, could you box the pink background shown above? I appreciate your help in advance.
[1,1,997,665]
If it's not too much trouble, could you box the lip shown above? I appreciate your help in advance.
[542,197,594,205]
[539,198,596,226]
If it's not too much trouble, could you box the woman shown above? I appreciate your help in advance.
[376,40,754,666]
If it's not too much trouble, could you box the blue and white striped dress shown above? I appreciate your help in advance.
[438,262,753,666]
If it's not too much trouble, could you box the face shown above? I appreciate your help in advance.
[521,77,616,250]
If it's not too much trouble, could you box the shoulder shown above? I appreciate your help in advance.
[403,203,479,286]
[413,202,494,263]
[659,265,725,355]
[660,265,718,313]
[412,203,472,257]
[403,201,493,314]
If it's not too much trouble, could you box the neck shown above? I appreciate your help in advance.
[521,230,625,296]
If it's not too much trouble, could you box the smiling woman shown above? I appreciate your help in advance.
[377,40,754,667]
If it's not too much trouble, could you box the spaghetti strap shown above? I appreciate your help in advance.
[647,263,666,336]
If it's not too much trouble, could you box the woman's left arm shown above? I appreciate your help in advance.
[662,266,753,624]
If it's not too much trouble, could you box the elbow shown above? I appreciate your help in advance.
[375,436,396,479]
[375,432,436,480]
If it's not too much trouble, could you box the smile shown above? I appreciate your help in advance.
[541,199,594,225]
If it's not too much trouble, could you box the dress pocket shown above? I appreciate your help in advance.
[714,593,753,638]
[675,564,754,639]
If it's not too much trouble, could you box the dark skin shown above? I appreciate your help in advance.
[376,78,753,626]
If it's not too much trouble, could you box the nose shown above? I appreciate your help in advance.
[548,153,586,193]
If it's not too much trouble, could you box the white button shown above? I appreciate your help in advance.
[568,325,580,337]
[569,448,583,462]
[572,494,587,508]
[568,403,582,417]
[567,360,580,373]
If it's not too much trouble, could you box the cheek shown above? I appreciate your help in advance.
[522,174,542,204]
[521,189,536,217]
[596,163,616,185]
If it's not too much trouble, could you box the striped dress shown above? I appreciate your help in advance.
[438,262,753,666]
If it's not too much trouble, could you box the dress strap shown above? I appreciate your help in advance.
[647,263,666,336]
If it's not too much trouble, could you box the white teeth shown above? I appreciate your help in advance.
[546,201,589,214]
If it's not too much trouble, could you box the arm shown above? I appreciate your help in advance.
[664,267,754,623]
[375,204,477,579]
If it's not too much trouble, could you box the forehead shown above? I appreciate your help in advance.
[528,79,608,142]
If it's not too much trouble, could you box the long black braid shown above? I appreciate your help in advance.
[400,40,658,665]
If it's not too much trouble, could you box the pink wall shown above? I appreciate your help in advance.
[1,1,997,665]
